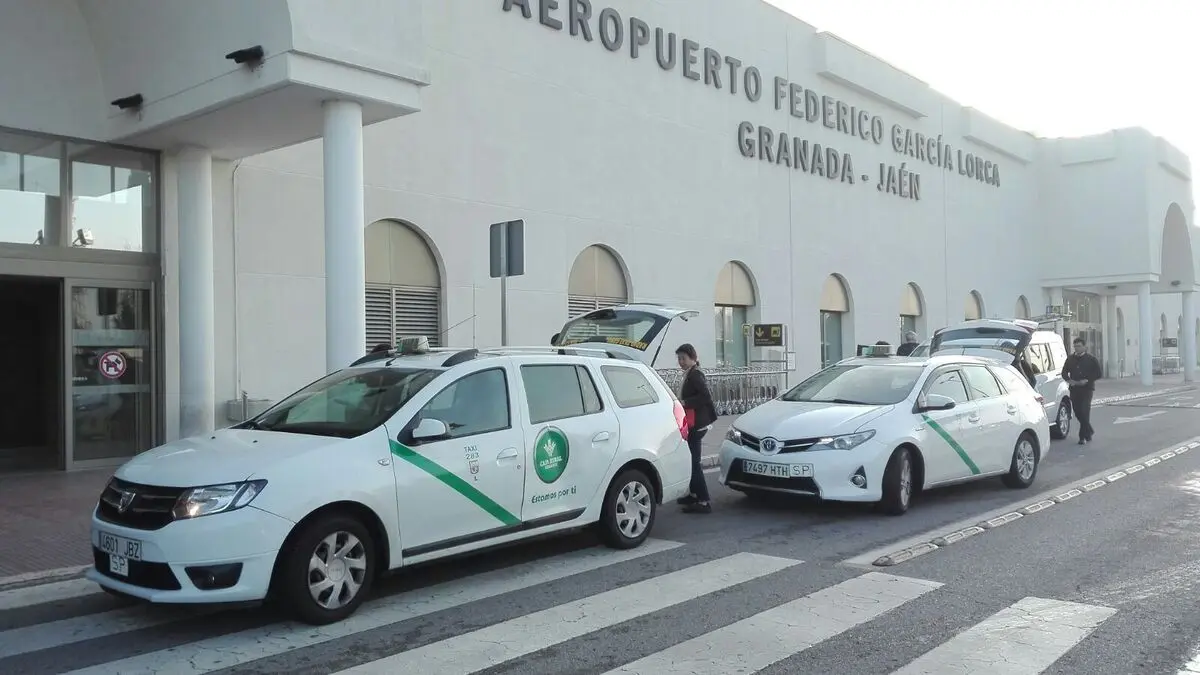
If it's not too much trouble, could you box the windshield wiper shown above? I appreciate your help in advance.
[812,398,872,405]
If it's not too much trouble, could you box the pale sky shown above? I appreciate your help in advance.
[766,0,1198,197]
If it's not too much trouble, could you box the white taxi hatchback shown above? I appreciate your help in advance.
[87,340,692,624]
[718,345,1051,515]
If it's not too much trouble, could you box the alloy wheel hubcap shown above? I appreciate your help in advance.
[615,481,652,538]
[308,531,368,610]
[1016,440,1036,480]
[1059,407,1070,429]
[899,455,912,506]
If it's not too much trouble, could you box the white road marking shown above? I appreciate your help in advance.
[331,552,801,674]
[1113,410,1169,424]
[0,565,92,591]
[0,577,100,612]
[64,538,683,674]
[890,596,1116,674]
[0,604,217,657]
[602,572,940,674]
[842,434,1200,567]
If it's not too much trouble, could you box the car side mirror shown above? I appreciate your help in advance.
[411,418,449,442]
[920,394,956,412]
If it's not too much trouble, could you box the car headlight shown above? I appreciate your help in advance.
[812,430,875,451]
[171,480,267,520]
[725,427,743,444]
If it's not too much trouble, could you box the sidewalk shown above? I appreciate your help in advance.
[0,374,1192,586]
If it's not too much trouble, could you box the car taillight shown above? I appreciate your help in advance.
[673,400,688,440]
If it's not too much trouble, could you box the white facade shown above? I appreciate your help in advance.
[0,0,1194,463]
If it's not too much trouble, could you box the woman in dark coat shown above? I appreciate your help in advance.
[675,343,718,514]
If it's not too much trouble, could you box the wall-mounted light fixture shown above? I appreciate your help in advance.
[110,94,143,111]
[1172,280,1182,287]
[225,45,265,67]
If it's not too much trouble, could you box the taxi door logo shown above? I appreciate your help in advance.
[534,427,570,483]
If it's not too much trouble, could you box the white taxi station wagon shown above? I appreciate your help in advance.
[88,338,692,624]
[718,344,1052,515]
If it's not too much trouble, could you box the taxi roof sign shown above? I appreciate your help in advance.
[863,344,895,357]
[396,335,430,354]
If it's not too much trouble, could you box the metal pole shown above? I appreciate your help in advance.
[499,224,508,346]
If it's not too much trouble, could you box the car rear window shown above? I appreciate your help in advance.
[600,365,660,408]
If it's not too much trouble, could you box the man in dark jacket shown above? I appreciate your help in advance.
[896,331,920,356]
[1061,337,1103,444]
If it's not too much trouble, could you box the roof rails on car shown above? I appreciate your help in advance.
[476,345,637,360]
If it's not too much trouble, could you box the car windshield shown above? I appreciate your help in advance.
[781,364,924,405]
[555,308,669,351]
[240,367,441,438]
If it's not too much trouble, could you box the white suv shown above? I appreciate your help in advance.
[86,339,692,625]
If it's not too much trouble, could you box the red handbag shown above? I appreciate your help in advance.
[683,408,696,431]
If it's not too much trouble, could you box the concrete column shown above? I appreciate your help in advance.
[177,146,216,437]
[1138,282,1154,386]
[1183,291,1196,383]
[1104,295,1118,378]
[322,100,366,372]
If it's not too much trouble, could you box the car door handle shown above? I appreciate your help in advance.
[1006,404,1018,415]
[592,431,611,443]
[967,414,980,423]
[497,448,520,463]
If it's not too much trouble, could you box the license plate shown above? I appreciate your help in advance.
[98,531,142,562]
[109,554,129,577]
[742,461,813,478]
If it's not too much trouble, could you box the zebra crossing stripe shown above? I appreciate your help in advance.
[602,571,941,674]
[890,596,1116,674]
[0,578,99,612]
[62,538,683,675]
[0,604,218,658]
[330,552,802,674]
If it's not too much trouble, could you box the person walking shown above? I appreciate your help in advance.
[1061,337,1102,444]
[674,343,718,514]
[896,331,920,356]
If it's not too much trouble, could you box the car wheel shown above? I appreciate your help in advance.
[598,468,657,550]
[277,513,376,625]
[1050,400,1071,440]
[878,447,914,516]
[1003,433,1039,489]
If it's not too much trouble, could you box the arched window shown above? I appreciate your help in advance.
[714,261,756,367]
[899,282,924,341]
[1015,295,1031,320]
[820,275,852,367]
[965,290,984,321]
[364,220,441,348]
[567,245,629,317]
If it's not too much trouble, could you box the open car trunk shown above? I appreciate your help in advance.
[550,304,700,369]
[928,320,1036,366]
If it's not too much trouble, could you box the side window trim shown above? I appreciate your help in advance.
[921,366,969,404]
[576,365,605,415]
[408,366,513,441]
[520,363,606,425]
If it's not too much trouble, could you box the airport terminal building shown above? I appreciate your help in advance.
[0,0,1194,472]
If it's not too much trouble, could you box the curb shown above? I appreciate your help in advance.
[0,564,91,592]
[869,437,1200,567]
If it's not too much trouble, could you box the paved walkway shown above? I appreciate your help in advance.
[0,374,1191,584]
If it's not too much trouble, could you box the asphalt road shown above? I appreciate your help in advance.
[2,390,1200,673]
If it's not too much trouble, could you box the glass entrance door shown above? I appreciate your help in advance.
[65,280,155,469]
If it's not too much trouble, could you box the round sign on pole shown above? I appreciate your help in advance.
[99,351,127,380]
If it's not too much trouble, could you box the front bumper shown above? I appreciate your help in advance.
[717,438,894,502]
[87,505,294,604]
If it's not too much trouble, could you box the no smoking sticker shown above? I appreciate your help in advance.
[99,351,127,380]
